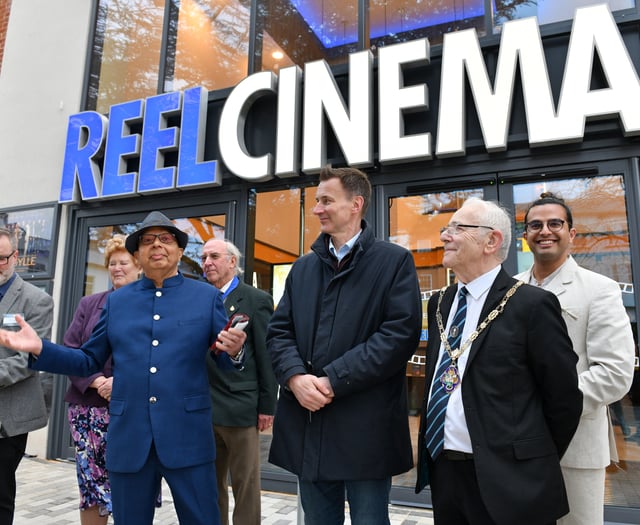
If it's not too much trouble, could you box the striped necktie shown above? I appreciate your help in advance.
[424,286,468,459]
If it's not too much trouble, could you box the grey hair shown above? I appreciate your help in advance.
[224,240,245,277]
[462,197,512,262]
[0,228,17,250]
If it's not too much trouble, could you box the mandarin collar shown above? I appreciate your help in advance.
[139,272,184,289]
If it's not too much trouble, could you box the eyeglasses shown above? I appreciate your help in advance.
[0,251,15,265]
[138,233,177,246]
[440,223,494,236]
[525,219,566,233]
[200,252,230,264]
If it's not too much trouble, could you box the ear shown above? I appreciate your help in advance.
[352,195,364,215]
[485,229,503,255]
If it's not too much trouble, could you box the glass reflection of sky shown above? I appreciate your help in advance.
[290,0,485,48]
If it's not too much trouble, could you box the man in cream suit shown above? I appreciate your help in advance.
[0,227,54,524]
[516,192,635,525]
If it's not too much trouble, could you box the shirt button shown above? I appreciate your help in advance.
[152,340,159,347]
[156,291,162,297]
[149,396,157,403]
[153,314,160,321]
[150,367,157,374]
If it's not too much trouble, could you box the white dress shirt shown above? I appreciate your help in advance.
[431,265,501,453]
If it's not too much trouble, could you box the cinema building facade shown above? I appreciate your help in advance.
[2,0,640,520]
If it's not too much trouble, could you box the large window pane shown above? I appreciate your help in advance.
[88,0,165,113]
[494,0,635,28]
[370,0,487,47]
[166,0,251,92]
[255,0,356,73]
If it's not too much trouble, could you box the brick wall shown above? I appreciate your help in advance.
[0,0,12,74]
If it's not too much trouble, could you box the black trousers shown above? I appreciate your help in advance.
[0,433,28,525]
[430,452,556,525]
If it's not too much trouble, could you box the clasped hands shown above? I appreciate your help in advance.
[288,374,335,412]
[92,376,113,401]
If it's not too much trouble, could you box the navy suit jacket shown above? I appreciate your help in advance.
[416,268,583,525]
[31,273,234,473]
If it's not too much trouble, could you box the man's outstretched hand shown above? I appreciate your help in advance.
[0,315,43,355]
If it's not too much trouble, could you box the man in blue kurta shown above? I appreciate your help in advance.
[0,211,247,525]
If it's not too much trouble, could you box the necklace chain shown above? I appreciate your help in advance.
[435,280,524,362]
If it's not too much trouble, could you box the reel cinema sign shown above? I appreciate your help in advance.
[59,4,640,203]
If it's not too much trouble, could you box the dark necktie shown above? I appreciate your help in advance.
[425,287,468,459]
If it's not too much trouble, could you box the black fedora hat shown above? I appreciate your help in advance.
[125,211,189,254]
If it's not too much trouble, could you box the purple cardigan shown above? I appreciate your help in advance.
[63,290,113,407]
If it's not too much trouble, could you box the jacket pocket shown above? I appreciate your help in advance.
[184,394,210,412]
[513,435,556,459]
[109,399,126,416]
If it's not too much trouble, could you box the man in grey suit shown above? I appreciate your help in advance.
[516,192,635,525]
[0,227,54,524]
[202,239,277,525]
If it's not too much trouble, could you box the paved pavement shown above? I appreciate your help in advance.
[14,456,435,524]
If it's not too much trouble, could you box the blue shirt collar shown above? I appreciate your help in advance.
[329,230,362,262]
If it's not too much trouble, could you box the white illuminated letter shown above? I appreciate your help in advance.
[555,4,640,141]
[275,66,302,178]
[302,51,373,173]
[437,17,557,157]
[378,38,431,164]
[219,71,276,182]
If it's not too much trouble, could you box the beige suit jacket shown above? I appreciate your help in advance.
[516,256,635,468]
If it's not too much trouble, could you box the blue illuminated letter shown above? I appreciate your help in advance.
[138,91,182,193]
[102,99,144,198]
[59,112,107,203]
[177,86,221,188]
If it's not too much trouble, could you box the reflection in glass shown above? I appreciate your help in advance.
[388,188,483,489]
[166,0,251,92]
[370,0,487,47]
[493,0,635,28]
[0,206,56,277]
[256,0,357,73]
[88,0,165,113]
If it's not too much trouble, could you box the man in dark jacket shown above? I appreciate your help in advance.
[267,166,422,524]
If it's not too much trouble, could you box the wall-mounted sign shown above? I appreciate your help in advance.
[0,205,58,278]
[59,4,640,204]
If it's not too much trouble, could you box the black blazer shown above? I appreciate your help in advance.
[206,281,277,427]
[416,268,582,525]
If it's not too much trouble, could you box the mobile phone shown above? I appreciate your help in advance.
[226,313,249,332]
[211,313,250,354]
